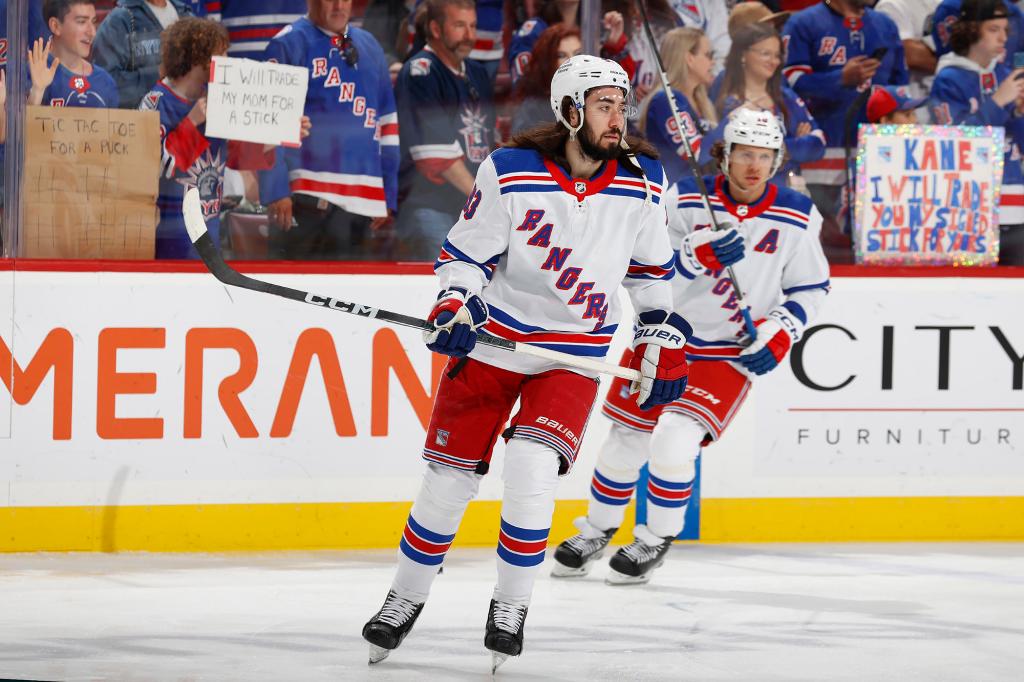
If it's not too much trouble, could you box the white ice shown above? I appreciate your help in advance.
[2,543,1023,681]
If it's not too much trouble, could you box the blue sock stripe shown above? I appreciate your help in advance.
[496,543,546,567]
[499,517,551,541]
[648,472,694,491]
[407,515,456,544]
[646,495,689,509]
[591,485,631,506]
[593,468,637,491]
[399,537,446,565]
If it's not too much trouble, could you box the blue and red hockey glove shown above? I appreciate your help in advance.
[629,310,693,410]
[738,304,804,375]
[676,223,745,277]
[424,287,488,357]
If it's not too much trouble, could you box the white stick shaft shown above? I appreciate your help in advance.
[513,342,641,382]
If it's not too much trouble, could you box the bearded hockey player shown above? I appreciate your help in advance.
[552,108,830,585]
[361,55,692,671]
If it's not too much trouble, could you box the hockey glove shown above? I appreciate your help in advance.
[677,223,745,277]
[424,287,488,357]
[737,304,804,375]
[629,310,693,410]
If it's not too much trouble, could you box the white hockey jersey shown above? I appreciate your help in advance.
[435,147,676,376]
[665,175,830,362]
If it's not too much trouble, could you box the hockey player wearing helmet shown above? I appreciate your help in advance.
[553,107,830,586]
[362,55,692,671]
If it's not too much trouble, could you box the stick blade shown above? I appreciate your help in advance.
[183,187,208,243]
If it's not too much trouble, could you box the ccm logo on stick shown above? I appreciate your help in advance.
[304,293,377,317]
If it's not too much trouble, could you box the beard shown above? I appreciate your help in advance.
[577,124,623,162]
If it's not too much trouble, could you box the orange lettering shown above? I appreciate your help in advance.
[958,141,972,171]
[183,328,259,438]
[270,328,356,437]
[371,328,447,436]
[96,328,165,439]
[0,328,73,439]
[921,140,937,170]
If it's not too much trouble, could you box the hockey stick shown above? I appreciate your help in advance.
[182,188,641,381]
[635,0,757,338]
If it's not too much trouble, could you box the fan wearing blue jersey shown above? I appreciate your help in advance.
[553,108,830,586]
[930,0,1024,264]
[395,0,496,260]
[782,0,907,233]
[139,18,229,259]
[204,0,307,60]
[258,0,399,260]
[28,1,118,109]
[703,22,825,190]
[637,27,718,185]
[363,55,691,670]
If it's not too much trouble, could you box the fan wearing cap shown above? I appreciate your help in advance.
[362,55,692,668]
[932,0,1024,61]
[930,0,1024,264]
[782,0,908,234]
[551,108,830,586]
[866,85,927,124]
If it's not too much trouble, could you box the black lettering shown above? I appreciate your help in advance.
[967,429,981,445]
[998,428,1010,444]
[990,327,1024,390]
[881,325,894,390]
[857,429,869,444]
[915,325,973,390]
[826,429,840,445]
[938,427,950,445]
[797,428,809,444]
[791,324,857,391]
[886,429,900,445]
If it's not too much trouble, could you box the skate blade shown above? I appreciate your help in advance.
[491,651,509,674]
[605,568,652,585]
[550,561,593,578]
[368,643,391,664]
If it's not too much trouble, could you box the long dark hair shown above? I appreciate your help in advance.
[716,23,789,125]
[507,113,658,180]
[514,24,581,105]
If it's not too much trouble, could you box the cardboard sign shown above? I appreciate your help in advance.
[22,106,161,259]
[854,124,1003,266]
[206,56,308,147]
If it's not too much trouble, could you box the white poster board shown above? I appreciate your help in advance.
[206,56,308,147]
[854,124,1003,266]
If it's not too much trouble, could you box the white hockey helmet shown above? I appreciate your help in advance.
[549,55,633,136]
[721,107,786,176]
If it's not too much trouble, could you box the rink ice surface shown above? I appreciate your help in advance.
[2,543,1023,681]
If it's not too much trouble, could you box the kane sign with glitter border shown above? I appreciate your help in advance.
[854,124,1003,266]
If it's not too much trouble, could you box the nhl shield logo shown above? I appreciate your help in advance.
[737,204,749,217]
[435,429,450,447]
[574,181,586,194]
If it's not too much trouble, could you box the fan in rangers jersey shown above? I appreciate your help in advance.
[362,55,692,671]
[553,108,830,585]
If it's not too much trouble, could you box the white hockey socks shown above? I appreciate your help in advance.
[645,413,703,538]
[586,424,651,532]
[493,438,560,606]
[392,463,481,603]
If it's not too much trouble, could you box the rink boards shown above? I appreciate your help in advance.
[1,261,1023,551]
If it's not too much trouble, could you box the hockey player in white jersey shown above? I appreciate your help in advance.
[552,108,830,585]
[361,55,693,670]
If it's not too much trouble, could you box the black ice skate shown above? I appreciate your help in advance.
[606,525,674,585]
[551,517,618,578]
[361,590,425,664]
[485,598,528,673]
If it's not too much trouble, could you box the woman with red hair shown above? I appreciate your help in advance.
[510,23,583,134]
